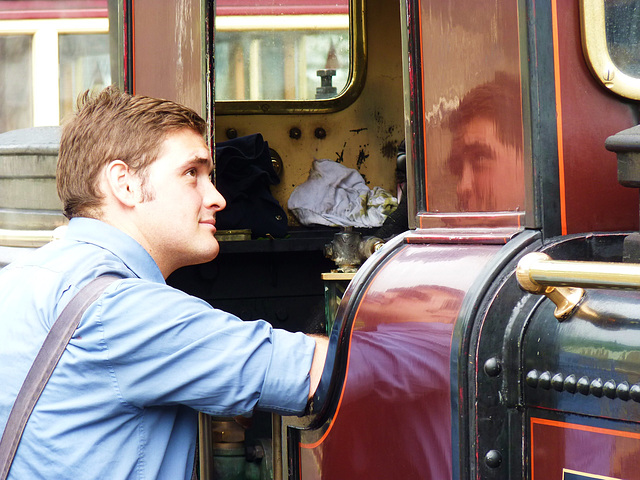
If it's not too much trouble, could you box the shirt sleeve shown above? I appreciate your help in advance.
[80,279,316,416]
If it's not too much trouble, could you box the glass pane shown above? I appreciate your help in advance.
[605,0,640,77]
[0,36,33,134]
[418,1,525,214]
[59,33,111,120]
[216,0,350,101]
[0,0,110,130]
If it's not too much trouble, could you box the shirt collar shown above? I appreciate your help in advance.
[65,217,166,284]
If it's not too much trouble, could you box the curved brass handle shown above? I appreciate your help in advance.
[515,252,584,320]
[516,251,640,320]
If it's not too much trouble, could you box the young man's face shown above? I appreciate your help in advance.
[454,117,524,212]
[133,128,226,277]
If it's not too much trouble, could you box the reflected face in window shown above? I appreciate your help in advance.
[451,116,524,212]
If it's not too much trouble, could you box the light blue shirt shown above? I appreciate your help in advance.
[0,217,315,479]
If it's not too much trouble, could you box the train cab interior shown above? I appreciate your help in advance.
[157,0,406,340]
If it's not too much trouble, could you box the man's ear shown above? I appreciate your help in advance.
[103,160,141,208]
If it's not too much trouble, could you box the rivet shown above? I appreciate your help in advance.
[289,127,302,140]
[590,378,604,398]
[314,127,327,139]
[577,376,590,395]
[484,358,502,377]
[551,373,564,391]
[564,374,577,394]
[538,371,551,390]
[629,384,640,402]
[617,381,630,401]
[603,380,617,399]
[525,370,539,388]
[484,450,502,468]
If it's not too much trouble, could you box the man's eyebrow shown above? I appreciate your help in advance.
[461,142,495,161]
[185,155,214,171]
[191,156,212,165]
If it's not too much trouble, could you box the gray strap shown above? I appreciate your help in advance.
[0,275,120,480]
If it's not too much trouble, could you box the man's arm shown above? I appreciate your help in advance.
[307,335,329,399]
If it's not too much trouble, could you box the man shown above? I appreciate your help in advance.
[0,87,328,479]
[447,72,525,212]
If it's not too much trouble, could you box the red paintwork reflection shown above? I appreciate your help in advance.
[300,243,500,479]
[531,418,640,479]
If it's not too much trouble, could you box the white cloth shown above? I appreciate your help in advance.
[288,159,397,227]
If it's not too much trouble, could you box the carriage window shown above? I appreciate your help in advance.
[215,0,364,113]
[0,35,33,133]
[581,0,640,100]
[0,1,111,133]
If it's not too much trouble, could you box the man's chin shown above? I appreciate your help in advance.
[204,243,220,263]
[187,243,220,267]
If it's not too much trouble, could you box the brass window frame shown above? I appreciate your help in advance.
[215,0,366,115]
[580,0,640,101]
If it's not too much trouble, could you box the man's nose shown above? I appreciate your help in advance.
[457,162,474,200]
[204,182,226,212]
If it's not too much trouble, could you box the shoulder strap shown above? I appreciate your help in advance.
[0,275,121,480]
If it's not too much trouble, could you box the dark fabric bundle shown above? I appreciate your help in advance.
[215,133,288,238]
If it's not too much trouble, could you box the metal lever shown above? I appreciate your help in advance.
[515,252,640,320]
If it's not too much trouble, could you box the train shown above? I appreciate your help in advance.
[2,0,640,479]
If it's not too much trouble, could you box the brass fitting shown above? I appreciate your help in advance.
[516,252,585,321]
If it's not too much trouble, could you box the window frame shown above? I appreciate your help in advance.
[580,0,640,101]
[214,0,366,115]
[0,17,109,127]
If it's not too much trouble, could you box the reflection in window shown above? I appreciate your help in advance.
[215,0,349,101]
[0,36,33,134]
[59,34,111,120]
[605,0,640,76]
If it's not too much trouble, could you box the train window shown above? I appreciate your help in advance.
[0,1,111,133]
[59,33,111,121]
[604,0,640,76]
[215,0,366,114]
[581,0,640,100]
[0,35,33,133]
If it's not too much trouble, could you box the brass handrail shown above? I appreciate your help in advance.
[516,252,640,291]
[515,252,640,320]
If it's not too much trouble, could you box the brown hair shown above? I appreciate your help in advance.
[57,86,207,219]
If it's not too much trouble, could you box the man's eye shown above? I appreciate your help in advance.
[186,168,197,177]
[473,154,495,169]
